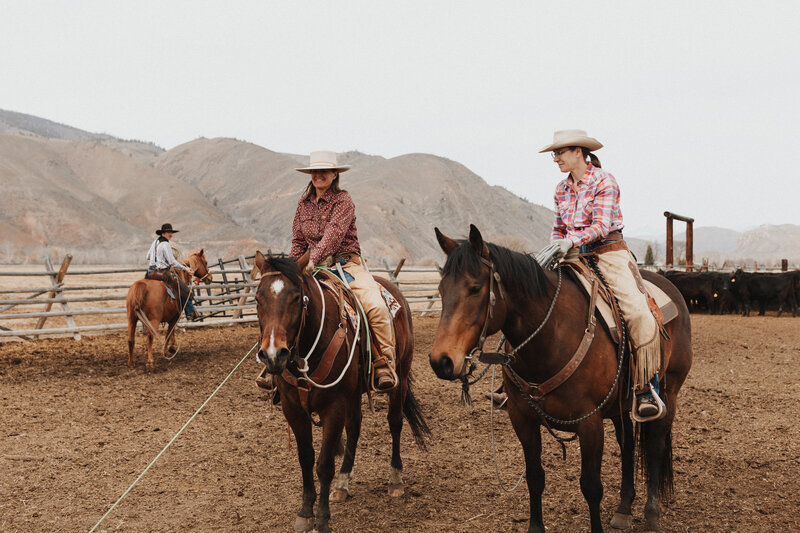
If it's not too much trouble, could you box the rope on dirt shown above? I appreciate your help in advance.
[88,341,259,533]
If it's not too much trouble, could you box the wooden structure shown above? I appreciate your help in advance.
[0,254,442,342]
[664,211,695,271]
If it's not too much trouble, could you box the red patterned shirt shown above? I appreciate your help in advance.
[290,189,361,266]
[551,164,624,247]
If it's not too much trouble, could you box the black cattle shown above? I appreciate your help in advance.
[663,271,720,313]
[728,269,797,317]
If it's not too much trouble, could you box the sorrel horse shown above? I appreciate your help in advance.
[253,251,429,533]
[126,249,212,371]
[429,226,692,533]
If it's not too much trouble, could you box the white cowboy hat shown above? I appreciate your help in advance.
[295,150,351,174]
[539,129,603,153]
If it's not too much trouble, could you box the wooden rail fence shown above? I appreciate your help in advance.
[0,254,441,341]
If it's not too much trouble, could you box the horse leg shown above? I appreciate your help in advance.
[284,406,316,532]
[577,418,605,533]
[509,408,545,533]
[330,392,362,503]
[145,324,157,373]
[386,378,408,497]
[127,314,137,368]
[315,405,347,533]
[640,398,677,533]
[164,320,178,357]
[610,415,635,530]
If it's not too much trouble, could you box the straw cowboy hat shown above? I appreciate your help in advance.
[539,129,603,153]
[295,151,351,174]
[155,223,179,235]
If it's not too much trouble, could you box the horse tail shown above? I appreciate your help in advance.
[402,372,432,449]
[128,282,159,338]
[636,419,674,501]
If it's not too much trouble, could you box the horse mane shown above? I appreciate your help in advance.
[442,240,548,299]
[265,255,302,287]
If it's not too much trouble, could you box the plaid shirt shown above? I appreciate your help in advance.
[290,189,361,266]
[551,164,624,247]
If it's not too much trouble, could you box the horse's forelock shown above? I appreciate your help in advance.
[265,256,302,287]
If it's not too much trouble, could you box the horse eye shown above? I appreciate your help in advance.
[468,285,481,296]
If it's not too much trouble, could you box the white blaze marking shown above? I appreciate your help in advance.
[267,329,277,359]
[270,280,284,295]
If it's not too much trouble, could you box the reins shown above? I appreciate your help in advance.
[464,254,626,460]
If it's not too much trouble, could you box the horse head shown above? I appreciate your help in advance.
[429,225,509,380]
[253,250,310,374]
[186,248,213,284]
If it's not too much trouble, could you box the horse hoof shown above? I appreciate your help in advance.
[610,512,633,529]
[329,488,350,503]
[294,516,315,532]
[388,483,404,498]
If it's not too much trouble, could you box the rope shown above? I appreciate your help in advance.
[489,365,525,493]
[88,341,259,533]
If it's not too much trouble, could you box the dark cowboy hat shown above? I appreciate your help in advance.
[155,223,179,235]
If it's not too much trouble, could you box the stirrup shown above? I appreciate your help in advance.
[371,358,398,393]
[631,382,666,423]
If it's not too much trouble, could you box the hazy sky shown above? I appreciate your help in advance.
[2,1,798,236]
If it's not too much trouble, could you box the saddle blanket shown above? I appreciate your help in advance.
[318,278,401,330]
[569,266,678,344]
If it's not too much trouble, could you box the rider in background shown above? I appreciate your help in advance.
[542,130,664,420]
[290,151,398,392]
[145,223,198,321]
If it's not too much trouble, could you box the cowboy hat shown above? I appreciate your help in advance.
[539,129,603,153]
[155,223,179,235]
[295,151,351,174]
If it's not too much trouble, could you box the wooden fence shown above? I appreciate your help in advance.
[0,254,441,341]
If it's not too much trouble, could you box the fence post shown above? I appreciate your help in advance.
[234,255,254,319]
[390,257,406,286]
[35,255,81,340]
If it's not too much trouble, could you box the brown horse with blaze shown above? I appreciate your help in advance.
[252,250,429,533]
[429,225,692,533]
[126,249,212,371]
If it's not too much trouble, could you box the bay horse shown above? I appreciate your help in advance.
[252,251,429,533]
[126,249,212,371]
[429,226,692,533]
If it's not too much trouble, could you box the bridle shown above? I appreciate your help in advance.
[258,269,359,389]
[465,256,507,364]
[457,253,563,404]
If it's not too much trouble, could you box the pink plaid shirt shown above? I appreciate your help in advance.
[290,189,361,266]
[551,164,624,247]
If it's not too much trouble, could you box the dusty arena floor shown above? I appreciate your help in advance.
[1,315,798,532]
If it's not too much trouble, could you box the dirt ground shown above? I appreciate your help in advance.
[1,314,798,532]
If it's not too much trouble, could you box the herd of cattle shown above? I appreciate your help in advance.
[660,269,800,316]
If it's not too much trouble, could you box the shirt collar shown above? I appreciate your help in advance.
[304,188,337,204]
[560,164,597,191]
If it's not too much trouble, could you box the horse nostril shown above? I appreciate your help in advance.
[277,347,291,362]
[429,353,455,380]
[256,349,267,365]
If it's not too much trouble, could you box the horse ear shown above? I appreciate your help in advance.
[295,250,311,272]
[435,227,458,255]
[254,250,268,274]
[469,224,490,259]
[198,248,204,256]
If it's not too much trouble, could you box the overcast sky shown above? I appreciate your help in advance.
[2,1,798,236]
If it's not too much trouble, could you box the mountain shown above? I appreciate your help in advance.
[1,109,797,267]
[154,138,554,264]
[0,111,554,264]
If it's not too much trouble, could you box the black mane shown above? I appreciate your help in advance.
[266,255,302,287]
[442,240,548,299]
